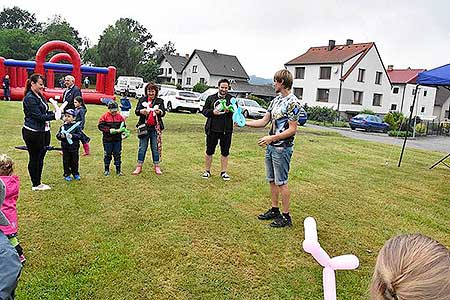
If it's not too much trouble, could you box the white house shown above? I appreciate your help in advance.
[157,53,189,85]
[386,67,437,120]
[285,40,392,117]
[182,49,249,89]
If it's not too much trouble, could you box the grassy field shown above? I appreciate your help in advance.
[0,100,449,300]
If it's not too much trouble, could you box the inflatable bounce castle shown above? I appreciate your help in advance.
[0,40,116,104]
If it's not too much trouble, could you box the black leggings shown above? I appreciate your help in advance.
[22,128,50,187]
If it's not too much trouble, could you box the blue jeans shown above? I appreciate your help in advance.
[265,145,293,186]
[103,141,122,171]
[137,128,159,164]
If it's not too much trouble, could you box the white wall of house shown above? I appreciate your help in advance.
[288,46,392,115]
[339,47,392,114]
[158,59,180,84]
[436,98,450,121]
[182,53,210,89]
[389,84,436,119]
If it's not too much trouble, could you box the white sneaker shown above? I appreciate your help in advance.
[32,184,51,191]
[220,172,231,181]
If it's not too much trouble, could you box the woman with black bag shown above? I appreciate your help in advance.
[132,82,166,175]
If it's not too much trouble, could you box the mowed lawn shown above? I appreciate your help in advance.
[0,100,449,300]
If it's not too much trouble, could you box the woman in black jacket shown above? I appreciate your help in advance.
[132,82,166,175]
[22,74,57,191]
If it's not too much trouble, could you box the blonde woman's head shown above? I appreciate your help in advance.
[0,154,14,176]
[370,233,450,300]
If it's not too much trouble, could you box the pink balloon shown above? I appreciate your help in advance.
[303,241,330,267]
[329,255,359,270]
[323,267,337,300]
[304,217,318,242]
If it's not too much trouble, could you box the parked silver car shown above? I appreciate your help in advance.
[236,98,267,119]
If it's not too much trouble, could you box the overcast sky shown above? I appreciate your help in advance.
[2,0,449,78]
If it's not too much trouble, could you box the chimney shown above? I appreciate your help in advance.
[387,65,394,71]
[185,54,189,59]
[213,49,218,55]
[328,40,335,51]
[346,39,353,45]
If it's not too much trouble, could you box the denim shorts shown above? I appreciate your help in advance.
[265,145,293,186]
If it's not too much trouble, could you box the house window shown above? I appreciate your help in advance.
[192,65,198,73]
[200,78,205,84]
[352,91,363,105]
[319,67,331,79]
[423,90,427,97]
[390,104,397,111]
[375,71,382,84]
[412,89,416,95]
[293,87,303,99]
[158,68,164,75]
[168,68,172,75]
[393,87,399,94]
[357,69,365,82]
[421,106,425,113]
[177,79,182,85]
[186,77,191,85]
[317,89,329,102]
[295,67,305,79]
[373,93,382,106]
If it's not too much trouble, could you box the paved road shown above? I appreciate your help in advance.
[305,124,450,153]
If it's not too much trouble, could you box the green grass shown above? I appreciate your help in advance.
[0,100,449,300]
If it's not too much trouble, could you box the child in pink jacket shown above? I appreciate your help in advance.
[0,154,24,263]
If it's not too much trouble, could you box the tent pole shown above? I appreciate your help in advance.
[398,84,420,167]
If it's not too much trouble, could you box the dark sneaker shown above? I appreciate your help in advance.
[117,171,124,176]
[258,209,281,220]
[74,175,81,180]
[202,170,211,179]
[64,176,72,181]
[220,171,231,181]
[270,216,292,228]
[104,170,110,176]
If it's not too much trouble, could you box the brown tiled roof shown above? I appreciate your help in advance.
[285,42,374,65]
[387,68,425,84]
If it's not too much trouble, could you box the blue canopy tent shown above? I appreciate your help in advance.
[398,64,450,168]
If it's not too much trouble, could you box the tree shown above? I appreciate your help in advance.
[0,6,42,33]
[39,15,82,51]
[97,18,156,75]
[137,59,160,82]
[192,82,209,93]
[0,29,35,60]
[153,41,176,60]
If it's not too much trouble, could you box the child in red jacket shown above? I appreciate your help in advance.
[0,154,25,263]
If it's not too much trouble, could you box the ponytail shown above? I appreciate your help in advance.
[24,73,45,97]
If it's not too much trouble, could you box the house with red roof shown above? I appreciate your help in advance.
[285,40,392,118]
[387,66,438,120]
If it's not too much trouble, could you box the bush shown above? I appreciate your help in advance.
[305,106,337,123]
[192,82,209,93]
[360,109,375,115]
[388,130,413,137]
[415,123,427,135]
[384,112,407,131]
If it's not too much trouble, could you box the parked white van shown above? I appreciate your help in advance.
[114,76,144,97]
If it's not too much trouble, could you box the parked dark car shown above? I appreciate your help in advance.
[298,108,308,126]
[349,114,389,132]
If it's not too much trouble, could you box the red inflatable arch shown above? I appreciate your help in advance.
[47,53,73,89]
[0,40,116,104]
[35,41,81,87]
